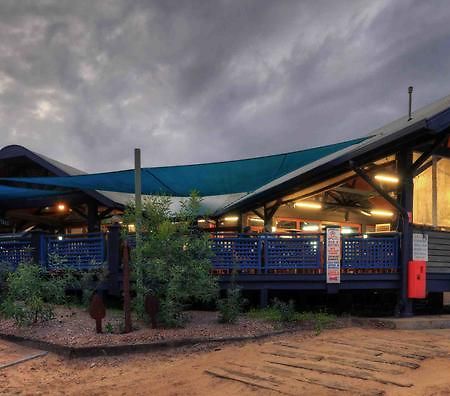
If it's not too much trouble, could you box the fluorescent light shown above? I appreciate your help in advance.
[197,219,206,223]
[374,174,399,183]
[341,227,353,234]
[360,210,372,217]
[370,209,394,217]
[224,216,239,222]
[294,201,322,209]
[302,224,319,231]
[249,217,264,223]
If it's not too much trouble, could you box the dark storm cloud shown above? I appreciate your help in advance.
[1,0,450,172]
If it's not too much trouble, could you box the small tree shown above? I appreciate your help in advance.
[0,262,70,326]
[124,193,218,327]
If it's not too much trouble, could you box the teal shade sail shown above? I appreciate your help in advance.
[0,185,65,200]
[0,137,367,197]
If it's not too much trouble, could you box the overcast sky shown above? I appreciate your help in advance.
[1,0,450,172]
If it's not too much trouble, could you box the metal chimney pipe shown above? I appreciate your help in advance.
[408,86,413,121]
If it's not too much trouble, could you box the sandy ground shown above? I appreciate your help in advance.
[1,327,450,395]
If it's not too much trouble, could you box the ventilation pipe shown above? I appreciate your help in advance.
[408,86,413,121]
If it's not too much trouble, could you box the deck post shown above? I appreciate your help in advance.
[397,150,413,317]
[260,288,269,308]
[107,223,121,296]
[87,201,100,233]
[30,229,48,267]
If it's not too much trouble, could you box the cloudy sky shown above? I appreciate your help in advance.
[1,0,450,172]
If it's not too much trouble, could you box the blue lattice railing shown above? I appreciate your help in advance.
[264,235,321,272]
[0,237,33,270]
[45,232,106,270]
[211,237,261,272]
[341,236,399,271]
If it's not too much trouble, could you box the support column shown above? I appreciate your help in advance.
[397,150,414,317]
[107,223,121,296]
[87,201,100,233]
[260,288,269,308]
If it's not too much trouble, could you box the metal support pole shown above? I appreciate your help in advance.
[134,148,143,310]
[397,150,414,317]
[432,156,438,227]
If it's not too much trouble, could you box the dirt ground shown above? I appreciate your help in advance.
[2,327,450,395]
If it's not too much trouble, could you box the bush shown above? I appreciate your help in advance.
[123,193,218,327]
[272,298,297,323]
[218,286,244,324]
[0,262,71,326]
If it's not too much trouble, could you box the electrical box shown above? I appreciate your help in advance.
[408,260,426,299]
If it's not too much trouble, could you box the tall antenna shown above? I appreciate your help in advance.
[408,86,413,121]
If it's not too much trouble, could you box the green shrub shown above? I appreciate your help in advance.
[0,262,71,326]
[218,286,244,324]
[123,193,218,327]
[272,298,297,323]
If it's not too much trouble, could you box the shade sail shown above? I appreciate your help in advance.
[0,185,65,201]
[0,137,367,197]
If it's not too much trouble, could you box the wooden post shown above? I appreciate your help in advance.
[89,292,106,333]
[122,240,132,333]
[87,201,99,233]
[432,155,438,227]
[107,223,121,296]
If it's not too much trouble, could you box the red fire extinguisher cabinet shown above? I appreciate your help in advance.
[408,260,426,299]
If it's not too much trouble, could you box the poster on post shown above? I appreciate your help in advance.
[326,227,341,284]
[413,233,428,261]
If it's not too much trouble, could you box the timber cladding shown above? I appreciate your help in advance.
[416,228,450,273]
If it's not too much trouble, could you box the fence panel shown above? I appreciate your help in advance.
[211,237,261,272]
[342,236,399,271]
[45,233,106,270]
[0,238,33,270]
[264,235,322,272]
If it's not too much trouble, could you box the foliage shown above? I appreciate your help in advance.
[105,322,114,334]
[0,262,72,326]
[248,301,336,334]
[123,192,218,327]
[217,286,244,324]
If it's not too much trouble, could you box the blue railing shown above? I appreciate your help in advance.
[0,237,33,270]
[211,233,399,274]
[341,236,399,271]
[264,235,321,271]
[211,237,261,272]
[44,232,106,270]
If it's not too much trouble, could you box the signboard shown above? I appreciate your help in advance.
[413,233,428,261]
[326,227,341,284]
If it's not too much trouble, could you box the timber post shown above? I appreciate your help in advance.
[107,223,121,296]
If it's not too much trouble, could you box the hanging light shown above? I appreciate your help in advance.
[223,216,239,222]
[374,174,399,183]
[370,209,394,217]
[294,201,322,210]
[57,203,66,211]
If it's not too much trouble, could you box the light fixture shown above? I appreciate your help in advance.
[128,224,136,233]
[57,235,63,241]
[197,219,206,223]
[370,209,394,217]
[249,217,264,223]
[224,216,239,222]
[302,224,319,232]
[374,174,399,184]
[271,226,277,232]
[341,227,353,234]
[57,203,66,211]
[360,210,372,217]
[294,201,322,210]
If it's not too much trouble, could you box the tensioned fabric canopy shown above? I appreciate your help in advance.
[0,137,367,197]
[0,185,65,200]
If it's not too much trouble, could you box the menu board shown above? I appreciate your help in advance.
[326,227,341,284]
